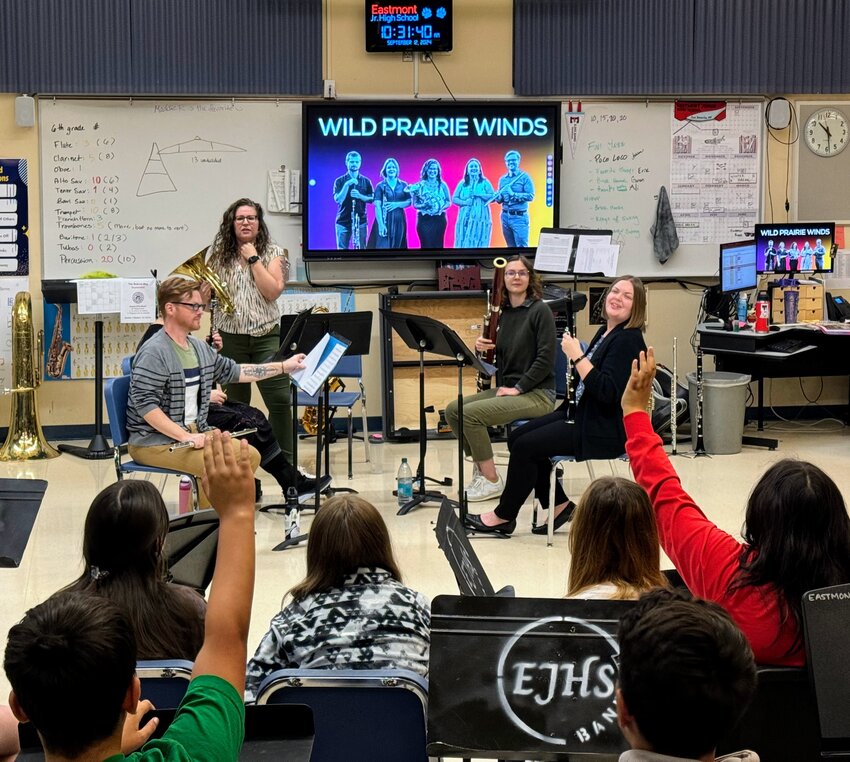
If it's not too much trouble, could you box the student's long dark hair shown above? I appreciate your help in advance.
[63,480,205,660]
[288,495,403,603]
[733,458,850,655]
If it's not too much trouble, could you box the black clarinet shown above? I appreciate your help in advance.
[693,344,708,456]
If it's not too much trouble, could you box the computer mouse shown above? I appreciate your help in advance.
[768,324,781,332]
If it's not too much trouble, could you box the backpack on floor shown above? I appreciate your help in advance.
[651,363,688,434]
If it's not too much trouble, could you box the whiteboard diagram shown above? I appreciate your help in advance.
[137,137,247,196]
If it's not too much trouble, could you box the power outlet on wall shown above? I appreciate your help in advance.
[421,52,432,63]
[402,51,413,62]
[323,80,336,99]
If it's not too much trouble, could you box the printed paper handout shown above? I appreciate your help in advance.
[290,332,350,396]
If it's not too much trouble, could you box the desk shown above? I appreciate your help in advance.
[698,323,850,431]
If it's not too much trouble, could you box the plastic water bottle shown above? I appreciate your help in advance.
[285,487,301,540]
[396,458,413,506]
[178,476,192,514]
[736,292,748,331]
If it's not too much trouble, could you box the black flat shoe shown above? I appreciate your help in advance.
[531,501,577,535]
[464,513,516,536]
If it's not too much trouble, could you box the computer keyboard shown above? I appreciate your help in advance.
[766,338,805,354]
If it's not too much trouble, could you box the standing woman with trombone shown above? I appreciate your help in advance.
[206,198,293,459]
[465,276,647,535]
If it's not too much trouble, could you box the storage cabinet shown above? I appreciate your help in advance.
[769,282,824,323]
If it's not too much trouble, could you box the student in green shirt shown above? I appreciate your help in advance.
[4,430,256,761]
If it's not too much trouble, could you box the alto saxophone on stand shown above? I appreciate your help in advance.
[0,292,59,460]
[671,337,678,455]
[46,303,73,378]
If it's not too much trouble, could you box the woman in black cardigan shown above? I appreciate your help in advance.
[465,276,647,535]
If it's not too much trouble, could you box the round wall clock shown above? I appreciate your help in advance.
[804,108,849,157]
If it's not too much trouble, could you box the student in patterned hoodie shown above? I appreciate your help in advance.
[245,495,430,702]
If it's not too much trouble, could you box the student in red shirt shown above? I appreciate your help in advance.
[620,348,850,665]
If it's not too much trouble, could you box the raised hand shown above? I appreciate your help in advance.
[621,348,656,417]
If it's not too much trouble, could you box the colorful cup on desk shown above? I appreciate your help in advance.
[784,289,799,324]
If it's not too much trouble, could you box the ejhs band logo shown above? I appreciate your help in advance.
[496,616,619,746]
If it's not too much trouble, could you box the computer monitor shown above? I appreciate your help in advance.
[754,222,835,274]
[719,239,758,294]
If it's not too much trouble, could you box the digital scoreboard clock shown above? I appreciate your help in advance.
[365,1,453,52]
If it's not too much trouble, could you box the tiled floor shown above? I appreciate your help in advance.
[1,419,849,706]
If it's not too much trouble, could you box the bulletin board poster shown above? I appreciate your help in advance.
[0,159,29,275]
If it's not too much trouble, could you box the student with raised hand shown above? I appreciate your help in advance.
[3,430,258,761]
[621,348,850,665]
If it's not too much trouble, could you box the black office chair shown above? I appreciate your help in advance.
[716,665,820,760]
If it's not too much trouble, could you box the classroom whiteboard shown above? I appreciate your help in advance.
[560,101,763,278]
[39,99,301,280]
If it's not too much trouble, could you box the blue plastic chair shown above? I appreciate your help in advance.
[104,374,200,509]
[136,659,194,708]
[295,354,369,478]
[256,668,428,762]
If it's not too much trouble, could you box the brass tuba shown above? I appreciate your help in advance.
[0,292,60,460]
[172,248,236,314]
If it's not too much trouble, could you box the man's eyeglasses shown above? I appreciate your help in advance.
[235,215,258,223]
[173,302,206,312]
[505,270,529,278]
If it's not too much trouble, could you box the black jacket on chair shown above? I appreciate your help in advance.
[568,323,646,460]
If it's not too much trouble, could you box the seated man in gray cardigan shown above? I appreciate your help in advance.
[128,276,305,507]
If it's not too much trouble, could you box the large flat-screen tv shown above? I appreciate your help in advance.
[302,101,561,261]
[754,222,835,274]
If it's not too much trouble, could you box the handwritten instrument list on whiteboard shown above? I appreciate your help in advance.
[570,109,656,242]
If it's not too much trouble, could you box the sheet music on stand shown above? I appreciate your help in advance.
[533,227,619,276]
[290,331,350,396]
[267,166,302,214]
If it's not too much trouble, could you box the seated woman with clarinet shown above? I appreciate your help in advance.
[445,255,556,502]
[465,275,646,535]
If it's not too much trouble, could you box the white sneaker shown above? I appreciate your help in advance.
[466,474,504,502]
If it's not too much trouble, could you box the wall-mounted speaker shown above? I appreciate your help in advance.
[15,95,35,127]
[766,97,791,130]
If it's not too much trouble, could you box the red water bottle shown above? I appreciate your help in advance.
[754,291,770,334]
[178,475,192,514]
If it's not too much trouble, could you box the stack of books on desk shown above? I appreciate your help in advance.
[814,322,850,335]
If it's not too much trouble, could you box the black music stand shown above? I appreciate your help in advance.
[386,315,492,525]
[258,307,313,516]
[380,308,452,515]
[434,497,514,597]
[58,315,113,460]
[291,311,373,499]
[272,310,372,514]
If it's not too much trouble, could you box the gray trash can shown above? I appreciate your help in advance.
[686,371,751,454]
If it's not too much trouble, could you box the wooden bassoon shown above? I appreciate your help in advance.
[477,257,507,391]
